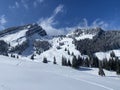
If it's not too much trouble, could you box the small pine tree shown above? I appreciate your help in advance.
[13,55,15,58]
[9,43,10,47]
[116,59,120,75]
[102,58,107,69]
[31,54,34,60]
[53,56,57,64]
[64,48,67,51]
[11,54,13,57]
[71,52,74,56]
[84,58,89,67]
[17,55,19,59]
[62,56,67,66]
[110,51,116,58]
[77,55,83,66]
[43,57,48,63]
[92,56,99,68]
[68,59,71,67]
[72,55,79,69]
[68,50,70,55]
[98,61,105,76]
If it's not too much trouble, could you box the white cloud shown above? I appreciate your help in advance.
[37,0,44,3]
[33,1,37,8]
[37,4,109,36]
[54,4,64,15]
[0,15,7,30]
[33,0,44,8]
[21,0,29,9]
[91,19,108,29]
[15,2,19,8]
[38,4,66,36]
[9,1,19,9]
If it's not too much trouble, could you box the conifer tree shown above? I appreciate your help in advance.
[98,61,105,76]
[31,54,34,60]
[62,56,67,66]
[116,59,120,75]
[72,55,79,69]
[68,50,70,55]
[53,56,57,64]
[43,57,48,63]
[68,59,71,67]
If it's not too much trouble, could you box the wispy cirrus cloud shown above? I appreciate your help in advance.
[9,1,20,9]
[38,4,109,36]
[9,0,45,10]
[33,0,44,8]
[38,4,66,36]
[0,15,7,30]
[21,0,29,9]
[54,4,64,15]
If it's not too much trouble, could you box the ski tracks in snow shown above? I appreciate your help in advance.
[44,70,114,90]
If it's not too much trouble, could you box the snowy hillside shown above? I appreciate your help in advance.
[0,55,119,90]
[95,49,120,60]
[0,24,46,47]
[34,37,81,64]
[0,29,28,47]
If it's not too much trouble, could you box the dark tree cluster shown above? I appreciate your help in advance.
[101,52,120,75]
[75,30,120,55]
[61,55,82,69]
[61,51,120,76]
[34,40,51,55]
[10,41,29,54]
[10,54,19,59]
[0,40,8,55]
[62,56,68,66]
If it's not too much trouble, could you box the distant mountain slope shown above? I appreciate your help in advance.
[0,23,47,55]
[0,24,120,62]
[74,28,120,55]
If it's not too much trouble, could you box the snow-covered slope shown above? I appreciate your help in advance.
[0,29,28,47]
[0,24,47,47]
[0,55,119,90]
[95,50,120,60]
[34,37,81,64]
[67,27,102,40]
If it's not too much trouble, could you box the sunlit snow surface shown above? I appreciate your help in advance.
[75,33,95,40]
[34,37,81,64]
[0,29,28,47]
[0,55,119,90]
[95,50,120,60]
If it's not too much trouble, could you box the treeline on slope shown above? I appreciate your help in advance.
[75,31,120,55]
[34,49,120,76]
[61,51,120,75]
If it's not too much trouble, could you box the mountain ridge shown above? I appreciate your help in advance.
[0,24,120,62]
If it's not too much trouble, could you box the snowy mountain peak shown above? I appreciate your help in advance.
[67,27,103,40]
[0,23,47,47]
[0,24,48,56]
[0,23,47,37]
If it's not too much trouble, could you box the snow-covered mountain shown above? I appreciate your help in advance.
[0,23,47,47]
[0,24,120,90]
[0,23,47,55]
[0,24,120,62]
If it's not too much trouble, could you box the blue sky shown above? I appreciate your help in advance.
[0,0,120,35]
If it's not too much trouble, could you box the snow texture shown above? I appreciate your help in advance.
[0,55,119,90]
[95,49,120,60]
